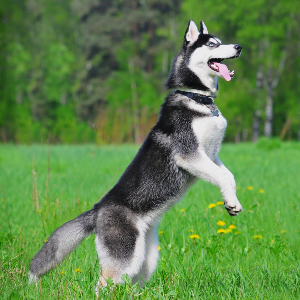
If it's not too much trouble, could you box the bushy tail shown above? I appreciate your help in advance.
[29,208,96,283]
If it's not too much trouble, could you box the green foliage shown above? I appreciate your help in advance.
[256,137,282,151]
[106,70,161,109]
[182,0,300,141]
[1,143,300,298]
[43,44,76,104]
[13,103,41,144]
[0,0,300,143]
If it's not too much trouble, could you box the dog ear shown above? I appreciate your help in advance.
[200,20,208,34]
[184,20,199,43]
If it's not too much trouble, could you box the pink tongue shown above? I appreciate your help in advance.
[215,62,231,81]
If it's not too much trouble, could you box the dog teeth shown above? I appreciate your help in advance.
[209,62,219,72]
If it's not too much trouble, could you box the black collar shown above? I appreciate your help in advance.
[176,90,219,117]
[176,90,215,105]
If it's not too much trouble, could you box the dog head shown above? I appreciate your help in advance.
[165,20,242,93]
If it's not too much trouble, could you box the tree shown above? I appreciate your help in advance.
[72,0,182,143]
[182,0,300,141]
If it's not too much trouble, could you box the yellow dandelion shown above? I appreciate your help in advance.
[61,271,66,275]
[180,208,186,212]
[217,221,226,226]
[280,230,287,234]
[235,231,241,235]
[217,201,223,205]
[159,231,163,234]
[226,228,232,233]
[259,189,264,193]
[158,246,161,251]
[229,225,236,229]
[247,186,254,190]
[190,234,200,239]
[76,268,81,273]
[253,235,263,239]
[208,203,216,208]
[38,209,42,213]
[45,239,48,242]
[217,229,226,234]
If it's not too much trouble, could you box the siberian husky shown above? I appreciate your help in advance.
[29,20,243,289]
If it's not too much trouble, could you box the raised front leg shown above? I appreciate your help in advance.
[175,152,243,216]
[214,156,236,190]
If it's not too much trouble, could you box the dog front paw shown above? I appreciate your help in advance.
[224,198,243,216]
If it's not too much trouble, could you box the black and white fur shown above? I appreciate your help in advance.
[29,20,243,290]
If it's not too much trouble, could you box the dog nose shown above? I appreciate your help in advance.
[234,44,242,51]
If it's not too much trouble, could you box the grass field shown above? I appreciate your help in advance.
[1,142,300,299]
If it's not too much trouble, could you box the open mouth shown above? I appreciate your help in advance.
[208,56,238,82]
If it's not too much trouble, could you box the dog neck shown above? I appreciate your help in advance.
[177,88,217,98]
[175,90,220,116]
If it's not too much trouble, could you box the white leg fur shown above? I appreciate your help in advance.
[133,225,159,286]
[175,152,242,215]
[28,271,37,284]
[214,156,236,190]
[95,220,149,290]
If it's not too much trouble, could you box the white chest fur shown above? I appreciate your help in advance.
[192,113,227,160]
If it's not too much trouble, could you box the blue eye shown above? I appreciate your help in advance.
[209,42,215,47]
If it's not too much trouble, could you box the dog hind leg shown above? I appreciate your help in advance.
[132,225,159,286]
[95,214,147,291]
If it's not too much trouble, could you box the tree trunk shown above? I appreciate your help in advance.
[128,58,141,144]
[252,109,261,142]
[162,51,168,74]
[147,21,154,73]
[280,118,291,140]
[242,128,248,141]
[262,35,288,138]
[252,43,263,142]
[264,92,273,137]
[252,110,260,142]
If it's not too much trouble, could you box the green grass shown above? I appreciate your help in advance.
[1,143,300,299]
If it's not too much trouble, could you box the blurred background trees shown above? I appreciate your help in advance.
[0,0,299,144]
